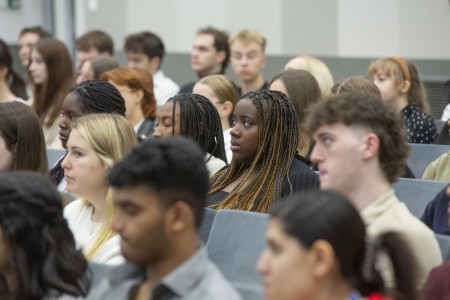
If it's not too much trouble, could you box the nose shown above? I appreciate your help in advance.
[230,123,240,138]
[256,249,269,275]
[127,61,134,68]
[309,144,322,164]
[61,153,71,170]
[111,212,123,233]
[153,124,162,138]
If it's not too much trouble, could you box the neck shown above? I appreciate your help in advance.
[221,118,230,131]
[240,74,265,95]
[128,110,145,127]
[313,276,354,300]
[346,167,391,211]
[198,65,222,78]
[393,94,409,113]
[0,81,16,102]
[145,233,200,286]
[89,188,108,222]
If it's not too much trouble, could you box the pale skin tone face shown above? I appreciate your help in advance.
[77,47,100,65]
[18,32,40,67]
[61,129,108,220]
[28,49,48,85]
[230,41,266,85]
[108,81,144,126]
[372,71,409,112]
[191,34,224,77]
[76,61,94,85]
[192,82,233,130]
[127,52,159,75]
[153,101,181,137]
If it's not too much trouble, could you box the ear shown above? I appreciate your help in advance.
[309,240,335,278]
[400,80,411,94]
[165,201,193,234]
[149,56,161,74]
[220,101,233,118]
[216,50,226,65]
[0,66,8,78]
[362,133,380,160]
[133,89,144,104]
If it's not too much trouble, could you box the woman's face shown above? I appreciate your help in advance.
[0,134,13,172]
[229,98,259,163]
[28,48,48,85]
[257,219,316,300]
[58,93,85,149]
[372,71,402,103]
[153,101,181,138]
[76,61,94,85]
[109,81,143,124]
[61,129,108,199]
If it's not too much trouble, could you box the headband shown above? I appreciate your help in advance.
[387,56,410,82]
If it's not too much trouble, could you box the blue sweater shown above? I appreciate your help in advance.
[421,184,450,235]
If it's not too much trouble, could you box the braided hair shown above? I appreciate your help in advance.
[50,80,126,186]
[209,90,299,213]
[168,93,227,164]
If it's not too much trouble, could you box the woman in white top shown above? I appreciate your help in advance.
[62,114,137,264]
[0,39,28,103]
[193,74,238,163]
[153,93,227,176]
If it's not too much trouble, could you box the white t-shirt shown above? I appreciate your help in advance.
[153,70,179,107]
[223,128,232,164]
[64,200,123,265]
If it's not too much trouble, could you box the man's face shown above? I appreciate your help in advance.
[310,123,367,198]
[77,47,100,65]
[230,41,266,83]
[18,32,40,67]
[191,34,223,76]
[126,51,152,73]
[112,185,170,265]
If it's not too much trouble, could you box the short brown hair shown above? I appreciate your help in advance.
[331,76,380,97]
[19,26,51,39]
[124,31,164,63]
[306,92,408,183]
[76,30,114,55]
[197,26,230,71]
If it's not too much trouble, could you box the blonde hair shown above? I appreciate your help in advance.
[197,74,239,126]
[368,56,431,113]
[229,29,266,52]
[285,55,334,97]
[72,114,137,260]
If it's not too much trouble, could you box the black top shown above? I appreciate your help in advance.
[206,156,319,208]
[401,104,438,144]
[237,81,269,96]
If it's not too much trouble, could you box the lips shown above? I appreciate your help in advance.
[230,140,240,152]
[65,175,75,183]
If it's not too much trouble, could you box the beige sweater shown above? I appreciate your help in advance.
[360,190,442,288]
[423,151,450,182]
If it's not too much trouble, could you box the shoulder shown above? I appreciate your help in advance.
[287,158,319,186]
[64,199,85,217]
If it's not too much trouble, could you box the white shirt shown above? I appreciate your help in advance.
[153,70,179,107]
[223,128,232,164]
[64,200,124,265]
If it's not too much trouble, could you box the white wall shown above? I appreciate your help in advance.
[0,0,46,43]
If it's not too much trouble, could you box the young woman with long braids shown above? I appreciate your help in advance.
[50,80,126,191]
[153,93,228,175]
[207,90,319,212]
[258,190,420,300]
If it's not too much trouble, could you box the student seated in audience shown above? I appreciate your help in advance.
[208,90,319,212]
[87,137,242,300]
[368,56,437,144]
[306,92,442,287]
[153,93,227,174]
[331,76,415,178]
[193,74,239,162]
[0,172,89,299]
[29,37,75,148]
[270,69,321,158]
[0,101,48,174]
[229,29,268,95]
[434,119,450,145]
[440,80,450,121]
[76,55,119,85]
[421,184,450,235]
[50,80,126,191]
[258,190,420,300]
[179,26,230,94]
[101,67,157,141]
[62,114,137,264]
[422,118,450,181]
[124,31,179,106]
[0,39,28,102]
[17,26,51,71]
[284,55,334,97]
[75,29,114,66]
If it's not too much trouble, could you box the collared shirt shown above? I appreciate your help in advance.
[86,246,242,300]
[153,70,179,107]
[361,189,442,288]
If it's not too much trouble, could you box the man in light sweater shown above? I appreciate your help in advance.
[306,92,442,288]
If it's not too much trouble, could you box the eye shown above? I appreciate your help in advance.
[268,240,282,255]
[322,136,333,146]
[73,150,82,157]
[230,117,237,126]
[243,120,252,127]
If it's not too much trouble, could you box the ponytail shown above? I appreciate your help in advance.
[355,232,420,300]
[8,70,28,100]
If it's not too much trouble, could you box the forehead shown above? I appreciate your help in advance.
[62,92,85,112]
[234,98,257,116]
[230,41,263,53]
[194,34,214,47]
[114,184,161,204]
[67,129,89,147]
[313,122,355,136]
[159,101,180,117]
[19,32,39,43]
